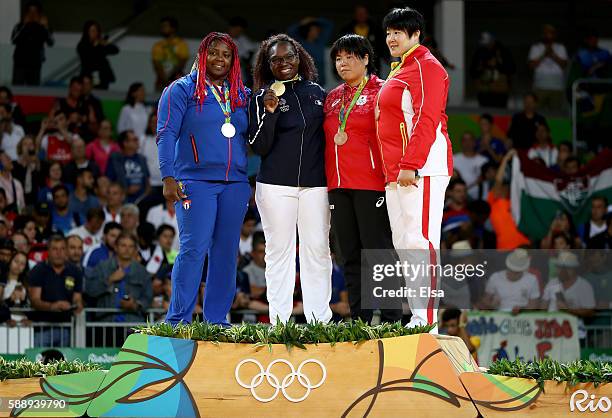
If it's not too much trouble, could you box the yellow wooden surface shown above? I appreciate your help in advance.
[0,378,41,417]
[460,372,612,417]
[178,334,479,418]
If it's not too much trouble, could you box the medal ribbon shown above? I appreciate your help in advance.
[387,43,420,80]
[338,77,368,132]
[272,74,301,86]
[207,80,231,124]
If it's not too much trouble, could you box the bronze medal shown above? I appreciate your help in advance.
[334,130,348,145]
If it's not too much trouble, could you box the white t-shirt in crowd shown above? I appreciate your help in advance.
[146,203,179,250]
[485,270,541,311]
[139,134,162,187]
[1,124,25,161]
[68,225,102,254]
[543,276,595,311]
[528,42,568,91]
[243,261,266,288]
[528,145,559,167]
[543,276,595,339]
[118,103,149,138]
[588,220,607,238]
[239,234,253,256]
[453,153,488,200]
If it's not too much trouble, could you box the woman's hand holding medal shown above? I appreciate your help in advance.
[264,88,279,113]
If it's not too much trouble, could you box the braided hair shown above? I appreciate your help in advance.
[193,32,247,111]
[252,34,318,91]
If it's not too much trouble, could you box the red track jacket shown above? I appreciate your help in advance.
[376,45,453,183]
[323,74,386,191]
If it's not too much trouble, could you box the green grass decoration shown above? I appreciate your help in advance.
[488,358,612,387]
[0,358,101,381]
[134,319,435,350]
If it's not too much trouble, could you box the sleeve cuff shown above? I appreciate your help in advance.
[160,166,174,180]
[399,161,420,171]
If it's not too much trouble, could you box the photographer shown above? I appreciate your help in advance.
[11,1,54,86]
[77,20,119,90]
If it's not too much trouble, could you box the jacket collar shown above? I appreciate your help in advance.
[388,44,423,78]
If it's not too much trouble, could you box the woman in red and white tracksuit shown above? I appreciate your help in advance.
[377,8,453,331]
[323,34,402,324]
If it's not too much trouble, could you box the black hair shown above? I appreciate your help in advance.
[137,222,156,244]
[116,231,138,247]
[480,161,498,177]
[0,238,15,251]
[252,230,266,247]
[330,34,377,75]
[80,20,102,44]
[564,156,580,167]
[51,184,69,197]
[69,76,83,86]
[0,103,12,114]
[46,161,62,178]
[558,140,572,150]
[0,86,14,100]
[160,16,178,29]
[382,7,425,41]
[525,92,539,102]
[24,1,42,13]
[117,130,134,148]
[243,211,257,224]
[156,224,176,238]
[253,34,318,91]
[125,82,144,106]
[449,178,467,189]
[12,215,35,232]
[86,207,105,222]
[480,113,493,124]
[40,349,64,364]
[592,195,609,207]
[441,308,462,323]
[8,251,29,281]
[298,21,321,40]
[48,234,66,246]
[145,111,157,136]
[467,199,491,218]
[76,167,93,179]
[103,221,122,235]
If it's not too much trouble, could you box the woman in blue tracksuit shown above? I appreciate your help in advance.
[249,34,332,324]
[156,32,251,325]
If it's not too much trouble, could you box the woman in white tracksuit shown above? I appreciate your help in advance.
[248,34,332,324]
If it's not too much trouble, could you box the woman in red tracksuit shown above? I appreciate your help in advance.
[323,34,402,324]
[376,8,453,332]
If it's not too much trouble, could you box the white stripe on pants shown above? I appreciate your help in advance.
[255,182,332,324]
[385,176,450,332]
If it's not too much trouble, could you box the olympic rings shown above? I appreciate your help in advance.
[234,358,327,403]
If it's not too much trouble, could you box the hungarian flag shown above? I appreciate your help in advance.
[511,148,612,240]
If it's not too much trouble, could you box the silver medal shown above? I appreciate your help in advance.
[221,122,236,138]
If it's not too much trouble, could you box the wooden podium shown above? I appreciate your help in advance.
[6,333,608,417]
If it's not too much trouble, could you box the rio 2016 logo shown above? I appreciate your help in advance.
[570,390,611,412]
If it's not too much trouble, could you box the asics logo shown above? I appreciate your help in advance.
[376,197,385,208]
[235,358,326,403]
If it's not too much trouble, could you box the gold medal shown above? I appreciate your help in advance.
[334,130,348,145]
[270,81,286,96]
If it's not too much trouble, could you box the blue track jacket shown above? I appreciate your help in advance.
[156,71,249,182]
